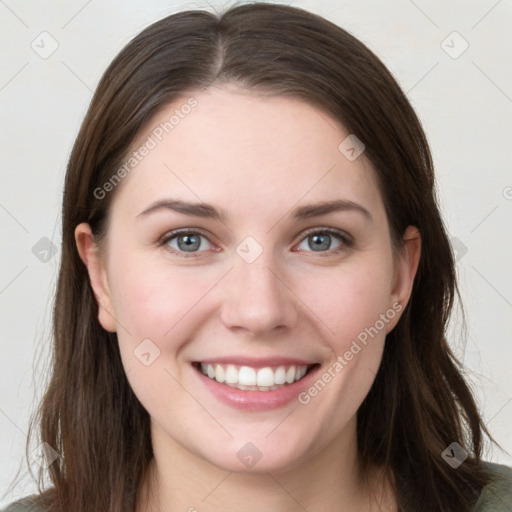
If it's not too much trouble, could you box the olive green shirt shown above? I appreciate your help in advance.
[473,463,512,511]
[3,462,511,511]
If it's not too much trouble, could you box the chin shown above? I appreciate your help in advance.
[197,435,313,475]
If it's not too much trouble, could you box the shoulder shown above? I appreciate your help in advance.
[2,495,44,512]
[473,462,512,511]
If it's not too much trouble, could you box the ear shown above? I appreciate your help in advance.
[386,225,421,332]
[74,223,117,332]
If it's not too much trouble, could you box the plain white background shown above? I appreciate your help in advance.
[1,0,511,505]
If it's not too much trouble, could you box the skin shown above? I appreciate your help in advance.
[75,83,421,512]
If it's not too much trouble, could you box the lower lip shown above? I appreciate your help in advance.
[193,364,320,411]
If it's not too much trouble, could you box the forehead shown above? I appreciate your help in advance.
[110,84,383,221]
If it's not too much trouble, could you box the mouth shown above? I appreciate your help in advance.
[192,361,319,392]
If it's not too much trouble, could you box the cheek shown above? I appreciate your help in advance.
[293,257,395,346]
[107,256,221,373]
[294,266,395,427]
[292,254,395,410]
[108,252,211,330]
[108,261,200,416]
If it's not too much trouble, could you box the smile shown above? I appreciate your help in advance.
[194,362,317,391]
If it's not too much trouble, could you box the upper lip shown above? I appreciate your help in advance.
[193,356,318,369]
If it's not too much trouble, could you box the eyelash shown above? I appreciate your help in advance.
[159,227,353,259]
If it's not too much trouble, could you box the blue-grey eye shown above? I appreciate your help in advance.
[297,231,344,252]
[166,232,212,253]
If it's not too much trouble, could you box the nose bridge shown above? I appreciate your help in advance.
[220,243,297,335]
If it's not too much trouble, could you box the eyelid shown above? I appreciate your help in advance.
[159,226,211,243]
[297,226,353,246]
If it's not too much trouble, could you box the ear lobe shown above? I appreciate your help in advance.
[74,223,117,333]
[386,225,421,332]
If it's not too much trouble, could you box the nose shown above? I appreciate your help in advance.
[219,252,298,337]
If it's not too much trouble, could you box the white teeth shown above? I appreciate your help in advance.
[198,362,312,390]
[285,366,296,384]
[239,366,256,386]
[225,364,238,384]
[274,366,286,385]
[215,364,225,383]
[256,367,274,387]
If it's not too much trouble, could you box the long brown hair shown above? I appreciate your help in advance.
[16,3,494,511]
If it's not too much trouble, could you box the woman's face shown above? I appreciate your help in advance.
[76,84,420,473]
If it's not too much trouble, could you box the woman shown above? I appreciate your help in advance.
[4,3,512,511]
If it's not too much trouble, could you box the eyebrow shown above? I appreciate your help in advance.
[136,198,372,222]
